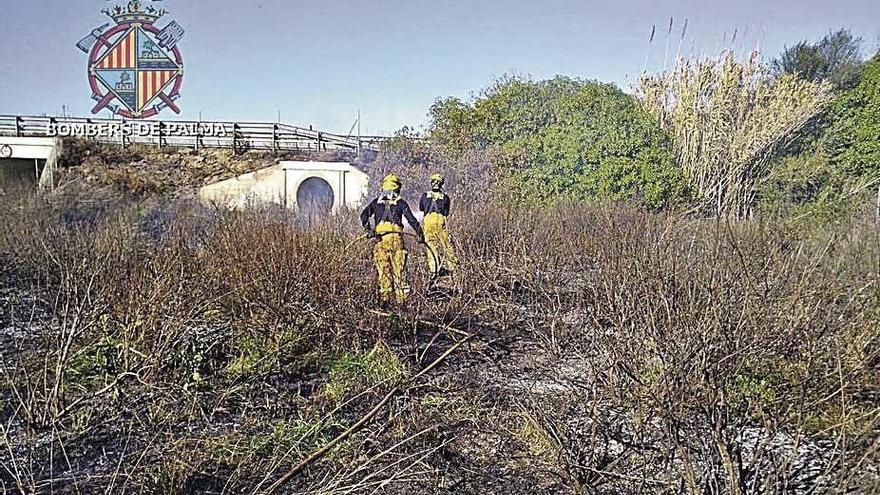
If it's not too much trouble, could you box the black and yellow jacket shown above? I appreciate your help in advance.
[361,194,424,237]
[419,190,451,217]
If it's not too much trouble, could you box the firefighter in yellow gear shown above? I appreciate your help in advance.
[360,174,425,303]
[419,173,458,278]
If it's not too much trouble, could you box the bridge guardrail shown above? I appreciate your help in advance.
[0,115,389,153]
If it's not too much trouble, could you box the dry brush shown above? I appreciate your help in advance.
[0,185,877,494]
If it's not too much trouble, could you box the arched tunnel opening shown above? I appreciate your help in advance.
[296,176,335,216]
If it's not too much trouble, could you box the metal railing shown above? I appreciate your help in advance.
[0,115,389,153]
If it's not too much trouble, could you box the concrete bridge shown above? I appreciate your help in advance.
[0,114,389,153]
[0,115,381,212]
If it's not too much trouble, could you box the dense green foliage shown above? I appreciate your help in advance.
[761,55,880,218]
[428,76,687,208]
[827,55,880,177]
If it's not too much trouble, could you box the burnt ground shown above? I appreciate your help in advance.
[1,260,876,494]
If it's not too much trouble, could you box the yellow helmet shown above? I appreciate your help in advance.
[381,174,401,192]
[430,173,444,185]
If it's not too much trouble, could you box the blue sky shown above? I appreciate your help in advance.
[1,0,877,134]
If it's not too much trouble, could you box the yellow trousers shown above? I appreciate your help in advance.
[373,223,410,303]
[423,213,457,276]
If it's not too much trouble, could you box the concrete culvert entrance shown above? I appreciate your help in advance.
[296,177,334,215]
[0,159,45,189]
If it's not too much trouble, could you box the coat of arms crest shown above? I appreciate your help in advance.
[76,1,186,119]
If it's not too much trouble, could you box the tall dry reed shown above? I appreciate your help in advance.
[638,52,833,217]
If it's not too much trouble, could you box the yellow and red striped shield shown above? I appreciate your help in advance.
[137,71,177,110]
[95,29,137,69]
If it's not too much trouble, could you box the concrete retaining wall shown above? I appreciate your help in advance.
[198,161,370,213]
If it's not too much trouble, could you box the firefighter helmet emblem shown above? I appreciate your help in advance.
[77,1,186,119]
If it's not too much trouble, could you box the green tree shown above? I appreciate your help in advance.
[827,55,880,178]
[760,55,880,218]
[426,98,479,160]
[428,76,687,208]
[772,29,864,90]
